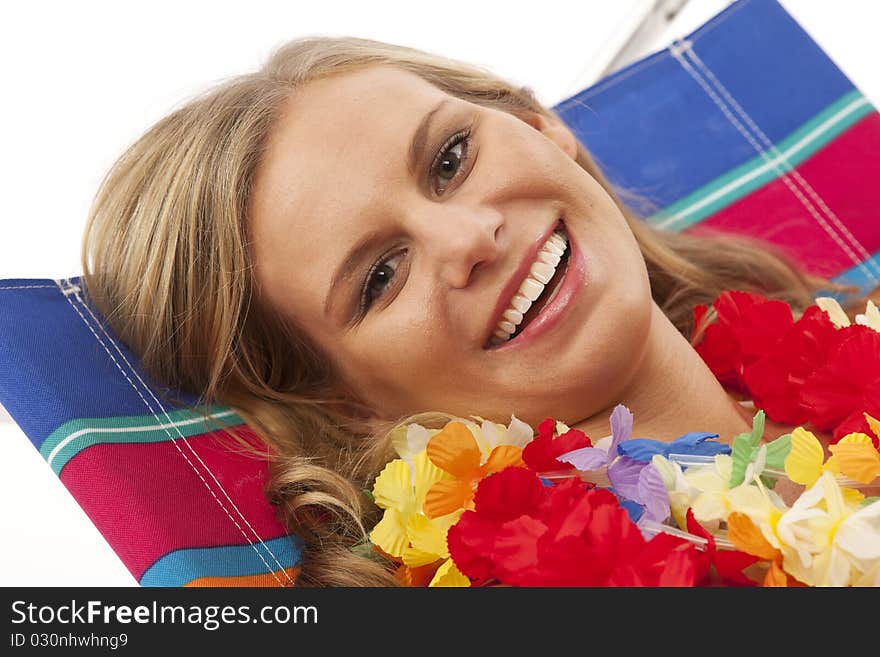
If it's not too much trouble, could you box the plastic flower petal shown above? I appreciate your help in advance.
[815,296,852,328]
[369,450,455,564]
[799,327,880,435]
[854,299,880,331]
[558,404,634,471]
[617,432,730,463]
[775,472,880,586]
[652,455,699,530]
[691,291,795,393]
[558,447,608,471]
[729,410,765,486]
[742,306,839,424]
[857,304,880,331]
[479,415,534,451]
[686,511,761,586]
[391,422,437,465]
[636,462,671,523]
[828,434,880,484]
[727,512,781,562]
[424,421,525,519]
[447,468,702,587]
[428,558,471,587]
[523,417,591,472]
[784,426,838,486]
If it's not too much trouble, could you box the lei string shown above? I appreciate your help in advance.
[367,294,880,586]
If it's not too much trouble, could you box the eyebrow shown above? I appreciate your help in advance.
[324,229,388,321]
[324,99,451,321]
[407,98,451,177]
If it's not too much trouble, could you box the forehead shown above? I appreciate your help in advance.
[251,65,449,232]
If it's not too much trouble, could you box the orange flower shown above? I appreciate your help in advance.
[423,421,525,519]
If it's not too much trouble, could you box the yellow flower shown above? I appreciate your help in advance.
[784,427,840,486]
[828,433,880,484]
[369,450,462,571]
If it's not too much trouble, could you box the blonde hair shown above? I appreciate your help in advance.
[81,35,870,587]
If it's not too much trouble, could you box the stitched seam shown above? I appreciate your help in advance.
[56,279,289,585]
[64,280,292,583]
[670,42,878,286]
[0,285,58,290]
[684,44,880,282]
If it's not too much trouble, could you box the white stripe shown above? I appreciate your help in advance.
[656,96,870,229]
[46,409,238,468]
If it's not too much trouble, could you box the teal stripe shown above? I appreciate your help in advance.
[139,534,303,586]
[647,90,874,231]
[825,250,880,301]
[41,405,245,475]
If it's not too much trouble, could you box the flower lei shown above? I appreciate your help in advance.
[366,292,880,587]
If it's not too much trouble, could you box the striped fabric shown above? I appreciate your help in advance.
[553,0,880,301]
[1,0,876,586]
[0,279,302,587]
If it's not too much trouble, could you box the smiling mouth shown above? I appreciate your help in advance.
[485,225,571,348]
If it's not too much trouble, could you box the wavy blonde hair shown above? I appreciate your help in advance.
[81,35,870,587]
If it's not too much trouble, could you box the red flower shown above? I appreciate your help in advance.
[833,406,880,448]
[741,305,838,424]
[447,467,702,587]
[686,510,760,586]
[799,326,880,442]
[692,291,794,393]
[522,418,592,472]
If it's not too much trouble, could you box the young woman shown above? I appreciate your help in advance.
[80,36,868,585]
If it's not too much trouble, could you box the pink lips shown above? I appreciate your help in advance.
[485,221,586,352]
[482,219,562,349]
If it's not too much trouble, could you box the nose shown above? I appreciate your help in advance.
[413,204,504,289]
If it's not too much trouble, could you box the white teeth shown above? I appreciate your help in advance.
[502,308,523,325]
[519,278,543,301]
[510,294,531,314]
[537,250,562,267]
[498,319,516,334]
[488,228,569,347]
[529,261,555,285]
[544,241,565,257]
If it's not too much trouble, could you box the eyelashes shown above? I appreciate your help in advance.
[359,248,406,316]
[428,126,473,195]
[355,124,475,318]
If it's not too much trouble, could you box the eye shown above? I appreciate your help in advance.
[430,128,472,195]
[360,250,406,314]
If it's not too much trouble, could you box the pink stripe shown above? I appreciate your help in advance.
[686,115,880,279]
[60,426,288,580]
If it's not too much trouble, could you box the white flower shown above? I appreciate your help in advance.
[775,471,880,586]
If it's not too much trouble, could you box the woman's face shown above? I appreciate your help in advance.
[249,64,653,428]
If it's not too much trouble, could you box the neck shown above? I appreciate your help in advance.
[571,303,751,445]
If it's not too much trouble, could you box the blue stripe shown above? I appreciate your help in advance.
[552,0,860,214]
[0,275,203,450]
[139,534,304,587]
[826,251,880,301]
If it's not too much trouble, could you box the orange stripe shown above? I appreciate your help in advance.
[184,566,300,587]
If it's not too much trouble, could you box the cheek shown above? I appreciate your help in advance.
[331,319,447,416]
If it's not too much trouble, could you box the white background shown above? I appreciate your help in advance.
[1,0,878,586]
